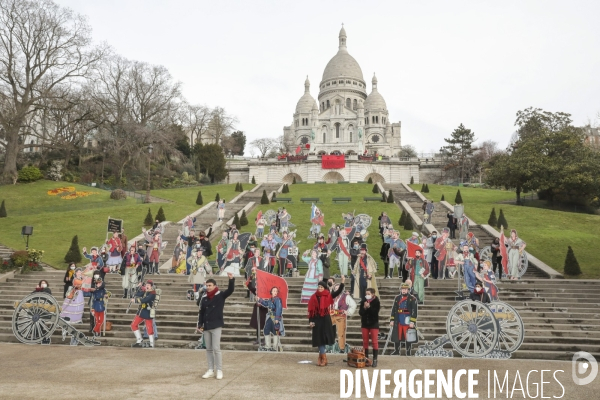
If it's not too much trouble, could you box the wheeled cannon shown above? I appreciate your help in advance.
[415,299,524,359]
[12,292,100,346]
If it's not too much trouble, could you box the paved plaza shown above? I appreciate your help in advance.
[1,343,597,399]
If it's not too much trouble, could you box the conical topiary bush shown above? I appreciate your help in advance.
[372,184,379,194]
[404,215,414,231]
[251,176,256,184]
[0,200,6,218]
[387,190,394,203]
[196,191,203,206]
[215,193,220,202]
[455,189,463,204]
[368,177,373,184]
[144,208,153,226]
[563,246,582,276]
[233,213,241,229]
[487,208,497,227]
[261,190,270,205]
[155,206,166,223]
[240,209,248,226]
[497,209,508,230]
[64,235,82,264]
[399,210,406,226]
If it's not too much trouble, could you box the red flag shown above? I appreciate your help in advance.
[255,269,289,309]
[406,241,422,259]
[256,210,263,223]
[295,145,301,155]
[500,227,509,275]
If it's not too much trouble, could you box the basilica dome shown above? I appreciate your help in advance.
[364,74,387,110]
[295,76,318,113]
[321,27,364,83]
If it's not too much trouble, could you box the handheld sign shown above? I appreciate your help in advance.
[107,218,123,233]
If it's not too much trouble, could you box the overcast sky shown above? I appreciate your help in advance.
[57,0,600,155]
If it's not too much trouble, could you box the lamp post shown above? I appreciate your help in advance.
[145,144,153,203]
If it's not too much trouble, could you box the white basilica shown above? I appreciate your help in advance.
[283,26,402,156]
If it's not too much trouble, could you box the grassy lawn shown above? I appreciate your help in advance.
[238,183,413,276]
[0,181,242,269]
[411,184,600,279]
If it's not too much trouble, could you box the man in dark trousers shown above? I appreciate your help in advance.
[197,273,235,380]
[197,226,213,258]
[390,283,418,356]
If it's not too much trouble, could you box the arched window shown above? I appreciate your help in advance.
[346,98,351,108]
[353,99,357,110]
[321,102,324,111]
[372,116,375,124]
[350,132,353,142]
[335,123,340,138]
[376,116,379,124]
[322,132,326,143]
[326,100,330,109]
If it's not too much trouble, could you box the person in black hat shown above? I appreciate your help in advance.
[91,277,107,337]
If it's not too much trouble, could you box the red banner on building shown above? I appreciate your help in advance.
[255,269,289,309]
[321,155,345,169]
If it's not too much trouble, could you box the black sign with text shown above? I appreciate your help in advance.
[107,218,123,233]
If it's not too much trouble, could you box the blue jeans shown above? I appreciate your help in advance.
[318,345,326,354]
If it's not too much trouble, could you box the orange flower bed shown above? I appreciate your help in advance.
[47,186,99,200]
[47,187,76,196]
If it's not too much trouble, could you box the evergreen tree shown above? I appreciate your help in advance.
[387,190,394,203]
[271,192,277,202]
[285,183,290,193]
[215,193,220,202]
[251,176,256,184]
[233,213,241,229]
[442,123,476,183]
[410,176,414,184]
[487,208,497,226]
[261,190,270,204]
[372,184,379,194]
[239,183,243,192]
[404,215,414,231]
[196,191,203,206]
[368,177,373,183]
[155,206,166,223]
[292,176,297,184]
[144,208,153,226]
[497,209,508,229]
[399,210,406,226]
[424,184,430,193]
[441,194,445,201]
[420,183,425,192]
[64,235,82,263]
[563,246,582,276]
[282,184,289,193]
[240,209,249,226]
[0,200,6,218]
[455,189,463,204]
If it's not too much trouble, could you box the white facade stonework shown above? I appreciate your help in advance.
[283,27,402,157]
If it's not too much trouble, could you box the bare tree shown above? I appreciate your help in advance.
[250,138,273,158]
[89,56,182,180]
[0,0,106,182]
[397,144,417,158]
[180,103,211,146]
[206,106,237,145]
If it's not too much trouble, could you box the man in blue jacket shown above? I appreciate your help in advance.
[130,280,157,348]
[197,273,234,380]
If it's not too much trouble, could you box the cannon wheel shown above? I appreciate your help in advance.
[488,301,524,353]
[12,293,61,345]
[480,245,528,278]
[446,300,498,358]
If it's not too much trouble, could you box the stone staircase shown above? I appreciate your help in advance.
[1,271,599,361]
[243,184,282,203]
[0,245,12,262]
[383,184,548,279]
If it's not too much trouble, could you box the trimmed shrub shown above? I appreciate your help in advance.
[455,189,463,204]
[487,208,497,227]
[563,246,582,276]
[234,183,239,192]
[155,206,166,223]
[0,200,6,218]
[292,176,297,184]
[238,183,243,192]
[240,209,249,226]
[404,215,414,230]
[387,190,394,203]
[399,210,406,226]
[215,193,220,202]
[144,208,153,226]
[196,191,203,205]
[424,184,430,193]
[110,189,127,200]
[18,166,43,182]
[368,177,373,184]
[410,176,414,184]
[497,209,508,230]
[271,192,277,202]
[233,213,241,229]
[420,183,426,192]
[281,184,288,194]
[441,194,445,201]
[10,251,30,269]
[251,176,256,184]
[64,235,82,263]
[261,190,270,204]
[372,184,379,194]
